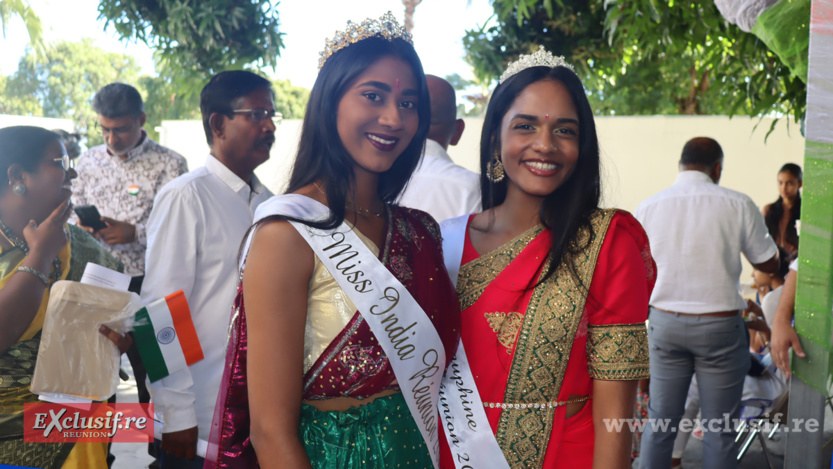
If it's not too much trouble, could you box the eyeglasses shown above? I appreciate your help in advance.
[53,153,74,171]
[231,108,283,125]
[96,121,138,137]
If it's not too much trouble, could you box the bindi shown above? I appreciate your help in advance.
[396,78,399,90]
[545,113,549,119]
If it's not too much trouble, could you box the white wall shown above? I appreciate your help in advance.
[0,115,75,132]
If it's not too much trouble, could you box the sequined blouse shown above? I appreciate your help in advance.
[303,228,379,374]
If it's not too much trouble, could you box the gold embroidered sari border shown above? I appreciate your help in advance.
[495,209,617,469]
[456,224,543,311]
[587,322,650,381]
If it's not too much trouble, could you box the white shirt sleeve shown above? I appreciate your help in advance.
[464,188,482,216]
[142,184,201,434]
[741,196,778,265]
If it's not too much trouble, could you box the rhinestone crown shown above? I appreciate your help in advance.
[318,12,413,69]
[499,46,575,84]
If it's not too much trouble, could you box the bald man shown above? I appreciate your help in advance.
[636,137,778,469]
[398,75,481,222]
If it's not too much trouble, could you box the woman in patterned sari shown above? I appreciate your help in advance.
[206,13,460,469]
[0,126,129,469]
[438,49,656,469]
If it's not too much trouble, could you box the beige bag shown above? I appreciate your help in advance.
[30,281,141,400]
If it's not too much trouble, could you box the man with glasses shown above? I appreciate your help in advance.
[141,71,276,468]
[73,83,188,294]
[72,82,187,467]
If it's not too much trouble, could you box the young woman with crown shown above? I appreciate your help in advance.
[205,12,460,469]
[436,48,656,469]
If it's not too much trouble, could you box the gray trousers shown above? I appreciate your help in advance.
[639,308,750,469]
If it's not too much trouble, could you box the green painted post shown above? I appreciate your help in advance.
[785,1,833,467]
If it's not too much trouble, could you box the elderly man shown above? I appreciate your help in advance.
[636,137,778,469]
[141,70,276,468]
[398,74,480,222]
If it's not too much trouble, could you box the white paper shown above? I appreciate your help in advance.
[80,262,131,291]
[37,392,93,410]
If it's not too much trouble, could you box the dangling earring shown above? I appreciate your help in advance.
[12,183,26,195]
[486,150,505,183]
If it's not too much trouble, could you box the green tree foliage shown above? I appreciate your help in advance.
[1,39,140,145]
[465,0,806,127]
[138,69,201,142]
[0,39,311,148]
[271,78,310,120]
[445,73,490,117]
[98,0,284,97]
[0,75,42,115]
[0,0,44,57]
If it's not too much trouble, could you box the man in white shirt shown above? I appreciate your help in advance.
[398,75,480,222]
[141,71,277,468]
[635,137,778,469]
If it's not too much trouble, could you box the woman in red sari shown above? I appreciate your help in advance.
[439,48,655,469]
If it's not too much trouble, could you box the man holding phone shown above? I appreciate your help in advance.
[71,83,187,417]
[72,83,187,293]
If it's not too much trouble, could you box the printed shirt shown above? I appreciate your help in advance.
[72,135,188,276]
[398,139,482,224]
[635,170,778,313]
[141,154,273,436]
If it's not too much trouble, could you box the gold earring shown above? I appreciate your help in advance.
[486,150,505,183]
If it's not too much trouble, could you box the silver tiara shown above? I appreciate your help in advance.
[499,46,575,84]
[318,12,413,69]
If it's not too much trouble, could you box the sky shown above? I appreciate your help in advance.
[0,0,497,90]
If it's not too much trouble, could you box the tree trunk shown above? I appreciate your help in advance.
[677,66,710,115]
[402,0,423,33]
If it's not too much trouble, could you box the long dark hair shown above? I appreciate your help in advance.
[765,163,802,249]
[284,36,430,230]
[480,66,601,284]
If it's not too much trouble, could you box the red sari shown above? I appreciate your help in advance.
[440,209,655,468]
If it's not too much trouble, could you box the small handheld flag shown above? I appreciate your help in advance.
[134,291,204,382]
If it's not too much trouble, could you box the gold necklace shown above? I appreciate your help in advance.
[313,182,385,217]
[0,217,63,283]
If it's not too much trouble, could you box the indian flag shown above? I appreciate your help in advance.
[134,291,204,382]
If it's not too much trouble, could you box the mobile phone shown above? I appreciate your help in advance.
[74,205,108,231]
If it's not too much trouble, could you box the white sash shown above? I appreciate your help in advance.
[438,216,510,469]
[242,194,446,468]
